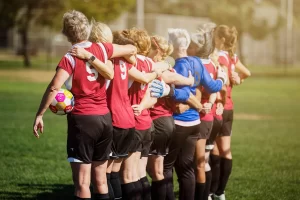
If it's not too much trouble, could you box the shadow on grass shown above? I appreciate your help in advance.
[0,184,74,200]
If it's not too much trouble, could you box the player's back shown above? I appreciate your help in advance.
[128,55,153,130]
[59,42,113,115]
[107,57,135,129]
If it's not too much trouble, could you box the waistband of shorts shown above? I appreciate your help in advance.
[174,119,200,127]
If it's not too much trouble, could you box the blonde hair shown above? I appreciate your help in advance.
[214,25,238,57]
[150,35,173,60]
[89,19,113,43]
[168,28,190,50]
[62,10,90,43]
[190,29,215,59]
[113,28,150,56]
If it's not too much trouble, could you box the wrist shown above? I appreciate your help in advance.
[87,54,95,62]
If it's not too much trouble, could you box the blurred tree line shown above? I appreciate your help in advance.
[0,0,135,67]
[145,0,298,62]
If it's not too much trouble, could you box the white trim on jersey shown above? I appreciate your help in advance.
[128,78,134,89]
[218,51,229,64]
[136,54,146,61]
[67,157,83,163]
[73,41,92,48]
[200,58,211,65]
[65,53,75,69]
[106,79,111,90]
[97,43,108,63]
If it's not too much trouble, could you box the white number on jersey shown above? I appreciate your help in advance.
[86,62,99,81]
[140,71,146,90]
[119,60,127,80]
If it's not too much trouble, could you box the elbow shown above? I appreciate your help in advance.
[106,71,114,80]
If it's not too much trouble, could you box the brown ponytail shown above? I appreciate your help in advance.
[215,25,238,58]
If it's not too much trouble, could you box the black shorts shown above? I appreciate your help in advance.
[220,110,234,137]
[150,116,175,156]
[111,127,135,159]
[131,127,153,157]
[206,118,223,151]
[67,113,113,164]
[198,120,213,140]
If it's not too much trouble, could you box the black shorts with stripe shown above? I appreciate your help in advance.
[67,113,113,163]
[150,116,175,156]
[111,126,135,159]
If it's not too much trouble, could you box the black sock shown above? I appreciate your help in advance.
[94,193,110,200]
[133,180,143,200]
[164,172,175,200]
[140,176,151,200]
[216,158,232,196]
[203,171,212,200]
[106,173,115,200]
[194,182,205,200]
[74,197,91,200]
[151,179,166,200]
[121,182,136,200]
[210,154,221,194]
[111,172,122,199]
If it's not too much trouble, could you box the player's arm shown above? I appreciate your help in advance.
[111,44,137,64]
[132,87,157,116]
[69,46,114,80]
[234,59,251,82]
[202,93,217,114]
[176,86,202,113]
[33,68,70,138]
[128,67,159,84]
[162,70,194,86]
[200,64,226,93]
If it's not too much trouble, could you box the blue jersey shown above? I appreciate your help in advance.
[172,56,223,122]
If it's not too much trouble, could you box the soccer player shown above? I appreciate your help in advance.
[150,28,227,200]
[211,25,251,200]
[32,10,137,200]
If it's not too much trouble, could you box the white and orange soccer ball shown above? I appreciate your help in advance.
[49,89,74,115]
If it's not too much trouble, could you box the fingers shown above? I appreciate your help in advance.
[33,125,39,138]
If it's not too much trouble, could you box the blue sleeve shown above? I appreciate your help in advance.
[200,62,223,93]
[172,60,190,102]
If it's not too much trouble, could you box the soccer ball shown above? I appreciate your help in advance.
[49,89,74,115]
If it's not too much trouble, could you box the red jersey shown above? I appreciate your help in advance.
[128,55,153,130]
[212,103,222,120]
[200,59,217,122]
[107,58,135,129]
[58,42,113,115]
[218,51,238,111]
[150,70,175,120]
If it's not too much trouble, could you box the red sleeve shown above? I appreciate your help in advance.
[234,55,239,64]
[57,55,73,75]
[103,43,114,59]
[218,55,229,67]
[127,62,133,70]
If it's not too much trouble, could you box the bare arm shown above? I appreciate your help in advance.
[132,87,157,116]
[69,47,114,80]
[176,86,202,113]
[111,44,137,62]
[235,60,251,80]
[162,70,194,86]
[128,67,158,84]
[33,69,70,138]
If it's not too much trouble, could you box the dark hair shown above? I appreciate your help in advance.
[190,29,215,59]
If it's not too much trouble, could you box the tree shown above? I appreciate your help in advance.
[0,0,135,67]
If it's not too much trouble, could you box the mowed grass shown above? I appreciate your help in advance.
[0,69,300,199]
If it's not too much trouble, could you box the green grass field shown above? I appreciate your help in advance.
[0,68,300,200]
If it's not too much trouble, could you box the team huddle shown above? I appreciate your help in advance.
[33,10,251,200]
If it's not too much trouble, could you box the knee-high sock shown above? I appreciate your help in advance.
[209,154,221,194]
[106,173,115,200]
[164,171,176,200]
[203,170,212,200]
[94,193,110,200]
[121,182,135,200]
[140,176,151,200]
[133,180,143,200]
[110,172,122,199]
[151,179,166,200]
[216,158,232,196]
[194,183,205,200]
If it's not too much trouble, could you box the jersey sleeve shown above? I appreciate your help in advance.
[56,54,74,75]
[200,62,223,93]
[172,60,191,102]
[103,43,114,59]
